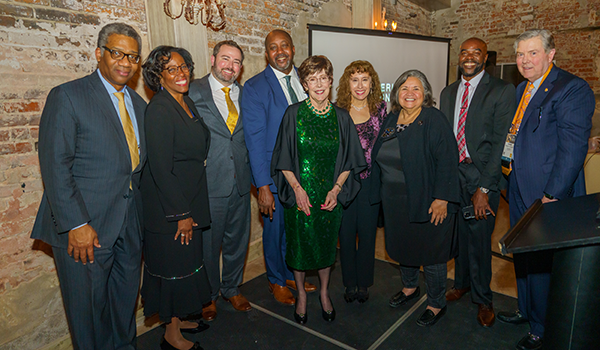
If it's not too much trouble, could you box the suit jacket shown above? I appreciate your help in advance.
[370,107,460,222]
[140,90,211,233]
[188,74,251,198]
[512,65,594,207]
[440,72,516,192]
[241,66,294,192]
[31,72,147,248]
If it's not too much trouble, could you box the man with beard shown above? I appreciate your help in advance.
[189,40,252,320]
[241,29,316,305]
[440,37,516,327]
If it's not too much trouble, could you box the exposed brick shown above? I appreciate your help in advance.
[0,3,34,18]
[2,101,43,114]
[0,142,34,155]
[70,12,100,26]
[35,7,71,22]
[0,15,17,27]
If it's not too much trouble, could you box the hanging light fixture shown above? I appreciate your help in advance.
[163,0,227,31]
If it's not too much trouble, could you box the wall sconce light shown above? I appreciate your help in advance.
[384,19,388,29]
[391,21,397,31]
[164,0,227,31]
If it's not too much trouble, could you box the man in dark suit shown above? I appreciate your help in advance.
[188,40,252,320]
[496,29,594,350]
[440,38,516,328]
[31,23,146,349]
[241,29,316,306]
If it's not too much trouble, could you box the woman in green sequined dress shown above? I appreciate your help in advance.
[271,56,366,325]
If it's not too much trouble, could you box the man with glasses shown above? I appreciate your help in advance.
[189,40,253,320]
[31,23,146,349]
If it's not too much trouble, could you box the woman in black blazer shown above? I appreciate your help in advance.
[371,69,459,327]
[140,46,210,350]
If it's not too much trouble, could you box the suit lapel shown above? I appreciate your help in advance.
[231,81,244,135]
[128,86,146,172]
[198,75,231,133]
[445,81,459,125]
[465,73,489,135]
[264,66,289,105]
[521,66,558,129]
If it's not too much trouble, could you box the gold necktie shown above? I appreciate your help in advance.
[222,87,238,134]
[113,92,139,173]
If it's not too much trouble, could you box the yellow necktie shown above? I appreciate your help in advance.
[113,92,139,173]
[222,87,238,134]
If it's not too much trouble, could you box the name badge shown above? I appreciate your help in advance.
[501,134,516,175]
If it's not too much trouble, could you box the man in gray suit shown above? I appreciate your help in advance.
[188,40,252,321]
[31,23,146,349]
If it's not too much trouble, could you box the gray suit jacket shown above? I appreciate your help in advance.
[31,72,147,248]
[188,74,251,198]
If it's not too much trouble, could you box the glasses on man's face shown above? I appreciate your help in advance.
[164,64,191,76]
[102,46,140,64]
[306,75,330,86]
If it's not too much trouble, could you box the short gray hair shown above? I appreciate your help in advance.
[97,23,142,53]
[514,29,555,53]
[390,69,435,112]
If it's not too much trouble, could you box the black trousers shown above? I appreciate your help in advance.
[338,182,380,289]
[454,162,499,305]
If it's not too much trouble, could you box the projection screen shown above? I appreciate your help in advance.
[309,24,451,107]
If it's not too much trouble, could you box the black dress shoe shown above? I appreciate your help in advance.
[516,333,542,350]
[416,306,447,327]
[357,287,369,303]
[497,310,528,324]
[344,287,357,303]
[319,296,336,322]
[389,286,420,308]
[293,309,308,324]
[160,336,204,350]
[180,321,210,334]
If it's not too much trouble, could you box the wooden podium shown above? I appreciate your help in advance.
[500,193,600,349]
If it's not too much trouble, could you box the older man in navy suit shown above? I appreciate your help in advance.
[31,23,146,349]
[241,30,316,305]
[497,29,595,350]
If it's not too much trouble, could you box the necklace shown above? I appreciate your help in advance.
[352,104,367,111]
[306,99,333,118]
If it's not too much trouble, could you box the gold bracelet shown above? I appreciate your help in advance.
[335,183,342,190]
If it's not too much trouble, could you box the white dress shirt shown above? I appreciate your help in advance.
[452,70,485,159]
[270,65,307,105]
[208,73,241,123]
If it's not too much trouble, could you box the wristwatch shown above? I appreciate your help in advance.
[479,187,490,194]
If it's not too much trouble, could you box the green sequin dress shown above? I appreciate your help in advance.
[284,102,342,271]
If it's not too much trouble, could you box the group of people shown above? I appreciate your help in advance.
[31,21,594,350]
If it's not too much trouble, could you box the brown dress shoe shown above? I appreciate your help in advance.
[223,294,252,312]
[286,279,317,293]
[477,303,496,327]
[445,286,471,301]
[202,300,217,321]
[269,282,295,305]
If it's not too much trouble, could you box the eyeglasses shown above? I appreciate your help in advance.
[306,75,331,86]
[164,64,191,76]
[102,46,140,64]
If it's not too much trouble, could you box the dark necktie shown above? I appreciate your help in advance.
[284,75,299,104]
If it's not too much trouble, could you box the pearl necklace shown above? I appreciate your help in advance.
[352,104,367,111]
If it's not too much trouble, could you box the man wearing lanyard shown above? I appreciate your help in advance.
[497,29,595,350]
[241,30,317,305]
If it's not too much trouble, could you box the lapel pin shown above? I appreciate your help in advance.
[418,121,424,126]
[545,88,548,92]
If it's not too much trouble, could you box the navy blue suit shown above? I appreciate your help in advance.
[241,66,296,285]
[508,65,594,337]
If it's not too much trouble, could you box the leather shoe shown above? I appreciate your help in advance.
[286,279,317,293]
[269,282,295,305]
[293,309,308,324]
[389,286,420,308]
[357,287,369,303]
[160,336,203,350]
[344,287,357,303]
[497,310,528,324]
[445,286,471,301]
[201,300,216,322]
[516,333,542,350]
[223,294,252,312]
[162,321,209,334]
[319,296,336,322]
[416,306,447,327]
[477,303,495,327]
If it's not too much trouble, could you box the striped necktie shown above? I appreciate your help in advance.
[456,82,470,163]
[284,75,299,104]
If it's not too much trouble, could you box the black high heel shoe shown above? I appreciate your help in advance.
[344,287,358,303]
[294,308,308,324]
[357,287,369,303]
[319,296,336,322]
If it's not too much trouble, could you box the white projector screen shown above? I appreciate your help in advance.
[309,25,450,107]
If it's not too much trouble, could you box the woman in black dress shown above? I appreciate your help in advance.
[141,46,211,350]
[371,69,459,327]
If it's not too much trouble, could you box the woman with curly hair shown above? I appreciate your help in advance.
[140,45,211,350]
[336,61,387,304]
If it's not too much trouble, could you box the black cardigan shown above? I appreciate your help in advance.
[370,106,460,222]
[140,89,212,233]
[270,102,367,209]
